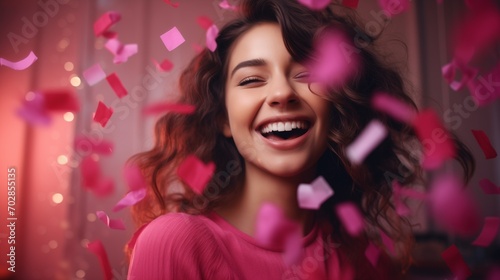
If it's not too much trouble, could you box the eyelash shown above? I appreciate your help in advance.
[237,72,309,86]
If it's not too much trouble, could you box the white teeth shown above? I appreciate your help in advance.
[260,121,309,134]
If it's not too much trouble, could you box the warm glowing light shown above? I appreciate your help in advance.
[87,213,96,222]
[58,38,70,51]
[63,112,74,122]
[70,75,81,87]
[76,270,86,278]
[52,193,64,204]
[48,240,58,249]
[57,155,68,165]
[25,91,35,101]
[64,61,74,71]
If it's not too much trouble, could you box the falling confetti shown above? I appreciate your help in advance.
[297,176,334,209]
[346,120,388,164]
[93,101,113,127]
[0,51,38,70]
[160,27,185,51]
[176,155,215,195]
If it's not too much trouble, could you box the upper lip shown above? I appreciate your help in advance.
[255,115,314,131]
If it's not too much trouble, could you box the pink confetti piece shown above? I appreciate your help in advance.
[74,136,114,155]
[297,0,330,10]
[479,178,500,195]
[380,230,395,255]
[365,242,381,267]
[177,155,215,195]
[378,0,411,15]
[16,91,51,126]
[93,101,113,127]
[83,63,106,86]
[0,51,37,70]
[255,203,303,264]
[113,188,147,212]
[106,73,127,98]
[307,30,359,89]
[197,16,214,31]
[152,58,173,72]
[411,109,456,169]
[123,163,147,191]
[346,120,388,164]
[441,244,472,280]
[163,0,179,8]
[93,11,121,37]
[81,156,102,188]
[219,0,238,11]
[371,92,416,123]
[472,217,500,247]
[87,240,113,280]
[471,130,497,159]
[336,202,364,236]
[104,38,138,64]
[428,174,481,236]
[297,176,334,209]
[43,90,80,112]
[160,27,185,52]
[206,24,219,52]
[96,210,126,230]
[143,102,196,115]
[441,60,478,91]
[342,0,359,8]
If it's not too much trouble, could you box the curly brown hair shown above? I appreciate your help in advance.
[127,0,474,275]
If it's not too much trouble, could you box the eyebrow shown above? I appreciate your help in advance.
[230,58,267,78]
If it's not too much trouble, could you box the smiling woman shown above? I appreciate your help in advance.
[126,0,474,279]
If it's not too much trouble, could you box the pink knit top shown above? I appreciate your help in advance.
[127,212,357,280]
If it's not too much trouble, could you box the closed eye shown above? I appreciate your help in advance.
[238,76,263,86]
[294,71,310,81]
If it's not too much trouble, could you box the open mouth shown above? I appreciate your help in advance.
[259,120,310,141]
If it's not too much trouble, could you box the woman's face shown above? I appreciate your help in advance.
[223,22,331,179]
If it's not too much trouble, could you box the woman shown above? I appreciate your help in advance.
[127,0,474,279]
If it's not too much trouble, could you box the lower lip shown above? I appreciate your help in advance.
[258,129,311,150]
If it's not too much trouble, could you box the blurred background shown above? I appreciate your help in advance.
[0,0,499,279]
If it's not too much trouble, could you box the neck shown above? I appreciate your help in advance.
[215,162,316,237]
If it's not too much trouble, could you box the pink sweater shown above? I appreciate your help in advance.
[128,212,357,280]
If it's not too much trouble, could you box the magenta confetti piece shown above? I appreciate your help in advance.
[336,202,364,236]
[297,0,330,10]
[197,16,214,31]
[87,240,113,280]
[371,92,416,123]
[0,51,37,70]
[255,203,303,264]
[441,245,472,280]
[160,26,185,51]
[177,155,215,195]
[83,63,106,86]
[105,38,138,64]
[412,109,456,169]
[472,217,500,247]
[378,0,411,15]
[471,130,497,159]
[308,29,359,89]
[81,156,101,188]
[94,11,121,37]
[163,0,179,8]
[16,91,51,126]
[96,210,126,230]
[106,73,127,98]
[93,101,113,127]
[152,58,173,72]
[380,230,395,255]
[43,90,80,112]
[346,120,388,164]
[74,136,114,155]
[206,24,219,52]
[143,102,196,115]
[113,188,147,212]
[365,242,380,267]
[479,178,500,195]
[297,176,334,209]
[429,174,480,236]
[441,60,478,91]
[123,163,147,191]
[342,0,359,8]
[219,0,238,11]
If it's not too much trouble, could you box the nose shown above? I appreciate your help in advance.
[266,76,298,108]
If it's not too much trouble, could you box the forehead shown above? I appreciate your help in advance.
[228,22,290,68]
